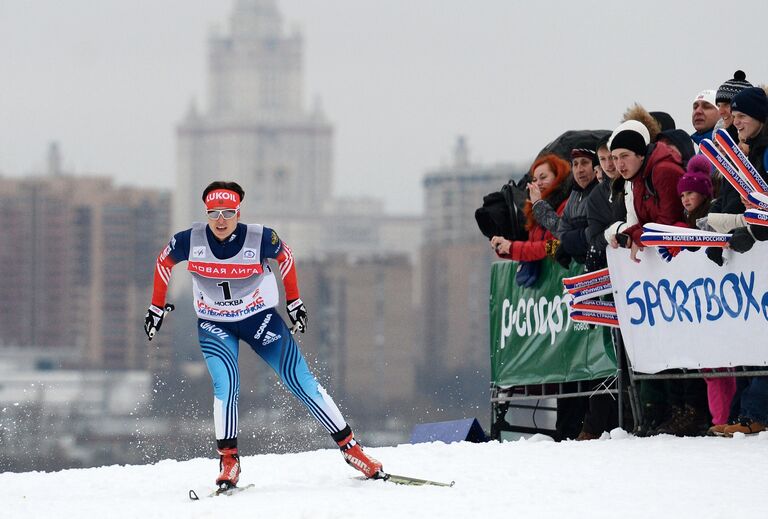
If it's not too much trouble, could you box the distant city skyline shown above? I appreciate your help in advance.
[1,0,767,213]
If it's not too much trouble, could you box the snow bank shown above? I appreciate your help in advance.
[2,435,766,519]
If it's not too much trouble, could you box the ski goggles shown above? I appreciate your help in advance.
[206,208,238,220]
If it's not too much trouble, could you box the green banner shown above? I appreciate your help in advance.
[489,260,617,386]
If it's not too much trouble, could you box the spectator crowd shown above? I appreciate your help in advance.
[486,71,768,440]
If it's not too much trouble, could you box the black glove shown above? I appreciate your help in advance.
[144,303,174,340]
[616,233,631,248]
[554,243,572,269]
[751,224,768,242]
[705,247,724,266]
[286,298,308,334]
[728,227,755,253]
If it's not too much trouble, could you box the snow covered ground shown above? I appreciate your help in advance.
[3,432,767,519]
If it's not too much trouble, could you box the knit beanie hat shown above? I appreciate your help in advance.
[716,70,752,104]
[595,134,611,152]
[692,89,717,108]
[677,154,713,197]
[649,111,676,132]
[657,129,696,165]
[608,120,650,157]
[570,147,598,166]
[731,87,768,123]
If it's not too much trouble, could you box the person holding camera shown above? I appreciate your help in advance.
[490,153,572,287]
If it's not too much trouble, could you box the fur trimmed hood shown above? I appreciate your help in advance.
[622,103,661,143]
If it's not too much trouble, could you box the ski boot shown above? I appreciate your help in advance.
[216,447,241,489]
[337,432,382,479]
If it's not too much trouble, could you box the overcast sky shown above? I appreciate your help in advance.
[1,0,766,213]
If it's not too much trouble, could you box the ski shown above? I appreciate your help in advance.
[381,472,455,487]
[189,483,255,501]
[365,471,454,487]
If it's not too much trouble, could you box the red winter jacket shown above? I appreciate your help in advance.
[623,141,687,245]
[497,199,568,262]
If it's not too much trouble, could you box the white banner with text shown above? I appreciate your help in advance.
[607,243,768,373]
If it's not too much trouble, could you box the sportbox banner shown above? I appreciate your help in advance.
[607,243,768,373]
[489,260,616,387]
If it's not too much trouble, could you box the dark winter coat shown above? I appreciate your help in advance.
[585,178,614,251]
[710,178,745,215]
[623,142,687,246]
[583,177,627,271]
[609,177,629,223]
[533,177,599,263]
[560,178,599,260]
[744,125,768,178]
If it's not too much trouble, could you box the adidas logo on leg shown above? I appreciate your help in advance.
[262,331,281,345]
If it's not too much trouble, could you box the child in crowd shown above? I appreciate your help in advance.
[678,155,713,227]
[678,155,737,435]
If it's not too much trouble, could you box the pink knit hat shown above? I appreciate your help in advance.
[677,154,713,197]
